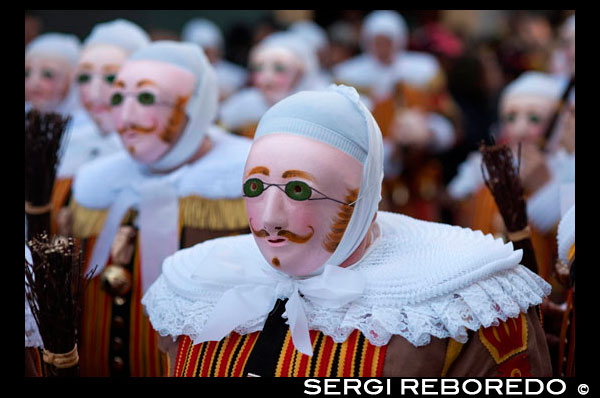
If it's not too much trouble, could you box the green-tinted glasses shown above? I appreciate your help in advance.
[243,178,355,206]
[110,91,174,107]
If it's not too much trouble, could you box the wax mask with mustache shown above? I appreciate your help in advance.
[25,55,72,112]
[499,94,556,146]
[110,60,196,164]
[250,46,302,105]
[244,133,363,276]
[76,44,128,134]
[25,33,79,113]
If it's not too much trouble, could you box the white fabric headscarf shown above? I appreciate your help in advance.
[360,10,408,54]
[181,18,224,52]
[25,33,81,115]
[128,41,219,172]
[83,19,150,55]
[189,85,384,355]
[87,41,218,294]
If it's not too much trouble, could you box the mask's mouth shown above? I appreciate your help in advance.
[266,237,288,247]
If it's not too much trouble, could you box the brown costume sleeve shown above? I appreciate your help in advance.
[382,334,448,376]
[446,307,552,377]
[158,335,180,377]
[382,307,551,377]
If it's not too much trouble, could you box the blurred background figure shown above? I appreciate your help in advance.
[25,33,81,115]
[334,10,460,222]
[182,18,247,102]
[52,19,150,239]
[218,30,326,138]
[550,14,575,78]
[289,20,332,83]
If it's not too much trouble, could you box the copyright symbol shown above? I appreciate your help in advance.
[579,384,589,395]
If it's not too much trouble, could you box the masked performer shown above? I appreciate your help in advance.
[70,41,252,376]
[181,18,247,102]
[25,33,81,116]
[448,71,572,282]
[334,11,458,221]
[289,20,332,84]
[143,85,551,377]
[219,31,327,138]
[53,20,151,237]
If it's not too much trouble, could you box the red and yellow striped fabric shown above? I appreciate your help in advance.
[174,329,387,377]
[129,249,165,377]
[79,238,166,377]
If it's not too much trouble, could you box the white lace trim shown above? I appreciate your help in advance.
[144,265,549,347]
[557,205,575,263]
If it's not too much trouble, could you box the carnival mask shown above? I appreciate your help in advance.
[243,133,363,276]
[250,46,302,105]
[25,55,72,112]
[76,44,128,134]
[371,34,395,65]
[499,95,556,146]
[110,59,196,164]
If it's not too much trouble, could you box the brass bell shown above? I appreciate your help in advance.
[100,264,132,297]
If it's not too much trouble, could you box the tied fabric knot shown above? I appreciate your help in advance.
[191,263,365,356]
[88,165,189,295]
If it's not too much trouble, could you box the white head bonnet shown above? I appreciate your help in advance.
[501,71,566,103]
[181,18,224,52]
[253,31,321,92]
[26,33,81,67]
[83,19,150,54]
[289,20,328,52]
[126,41,219,172]
[361,10,408,53]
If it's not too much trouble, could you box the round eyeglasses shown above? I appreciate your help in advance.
[242,178,356,206]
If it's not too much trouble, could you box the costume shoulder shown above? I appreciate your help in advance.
[394,51,441,87]
[177,125,252,199]
[219,88,268,130]
[333,54,377,88]
[57,121,124,178]
[345,211,551,347]
[72,151,140,209]
[447,151,484,200]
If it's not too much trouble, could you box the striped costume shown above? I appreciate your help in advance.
[71,128,251,377]
[74,196,249,377]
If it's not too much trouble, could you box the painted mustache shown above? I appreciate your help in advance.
[251,222,314,244]
[118,122,157,135]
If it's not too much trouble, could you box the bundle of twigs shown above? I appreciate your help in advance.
[25,109,71,240]
[24,234,95,377]
[480,141,538,273]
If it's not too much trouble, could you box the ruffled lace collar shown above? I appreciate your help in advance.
[143,211,550,348]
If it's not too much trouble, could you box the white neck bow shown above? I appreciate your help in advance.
[190,260,365,357]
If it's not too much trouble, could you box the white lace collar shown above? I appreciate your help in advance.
[143,211,550,349]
